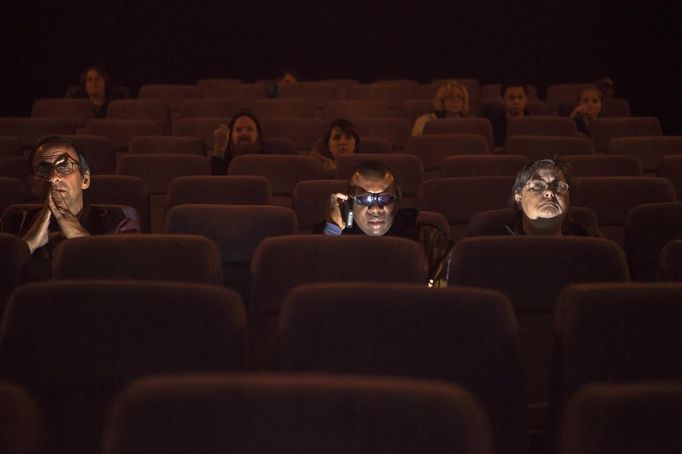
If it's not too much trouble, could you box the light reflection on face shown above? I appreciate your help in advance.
[514,167,569,221]
[350,172,398,236]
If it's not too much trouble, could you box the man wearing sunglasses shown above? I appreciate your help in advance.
[318,160,452,286]
[1,136,139,279]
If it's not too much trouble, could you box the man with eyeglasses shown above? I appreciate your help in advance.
[0,136,139,279]
[509,159,597,236]
[317,160,452,286]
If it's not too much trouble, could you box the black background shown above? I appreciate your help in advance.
[1,1,679,133]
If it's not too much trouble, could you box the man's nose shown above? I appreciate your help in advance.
[367,201,383,212]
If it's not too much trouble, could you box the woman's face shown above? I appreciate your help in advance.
[443,88,465,116]
[84,69,106,98]
[579,88,603,119]
[328,127,356,158]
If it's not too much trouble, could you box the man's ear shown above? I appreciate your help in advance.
[81,170,91,190]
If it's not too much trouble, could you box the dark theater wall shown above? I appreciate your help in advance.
[1,1,679,133]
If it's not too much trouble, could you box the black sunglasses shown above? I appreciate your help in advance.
[350,193,397,208]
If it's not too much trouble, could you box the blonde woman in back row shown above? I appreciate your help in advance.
[411,80,470,136]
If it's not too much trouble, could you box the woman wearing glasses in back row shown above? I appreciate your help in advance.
[411,80,470,136]
[507,159,600,236]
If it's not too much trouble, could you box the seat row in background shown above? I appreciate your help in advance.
[0,103,669,153]
[58,79,636,118]
[1,235,681,452]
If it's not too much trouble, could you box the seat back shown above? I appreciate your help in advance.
[555,283,682,410]
[608,136,682,174]
[507,116,578,139]
[31,98,95,127]
[128,136,205,155]
[60,134,116,175]
[623,202,682,281]
[504,135,594,160]
[349,83,406,110]
[423,118,494,149]
[0,118,75,150]
[440,155,527,178]
[659,240,682,281]
[351,118,411,149]
[0,234,30,319]
[589,117,663,151]
[195,83,265,110]
[323,99,390,120]
[281,283,525,454]
[138,84,202,111]
[558,382,682,454]
[52,234,222,284]
[572,177,676,245]
[253,98,315,119]
[261,118,327,150]
[407,134,490,178]
[172,117,225,150]
[277,82,339,110]
[164,205,298,301]
[418,176,514,242]
[0,382,43,454]
[0,280,245,454]
[657,155,682,199]
[451,237,629,407]
[167,175,271,209]
[116,154,211,231]
[103,373,493,454]
[195,79,243,96]
[0,177,26,215]
[250,235,426,368]
[178,97,240,119]
[292,179,347,233]
[0,136,21,158]
[106,99,170,134]
[227,155,321,207]
[85,119,162,152]
[87,175,148,232]
[562,154,642,177]
[545,84,586,112]
[334,153,424,208]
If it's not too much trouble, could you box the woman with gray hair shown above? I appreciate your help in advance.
[508,159,598,236]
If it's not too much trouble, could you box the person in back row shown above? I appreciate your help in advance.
[316,160,453,286]
[490,83,530,147]
[570,85,604,136]
[411,80,470,136]
[211,111,264,175]
[0,136,140,280]
[66,66,126,118]
[310,118,359,177]
[508,158,598,236]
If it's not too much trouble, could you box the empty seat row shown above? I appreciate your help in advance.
[2,275,681,453]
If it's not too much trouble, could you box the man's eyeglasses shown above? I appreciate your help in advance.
[351,192,397,208]
[524,179,570,194]
[32,154,81,178]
